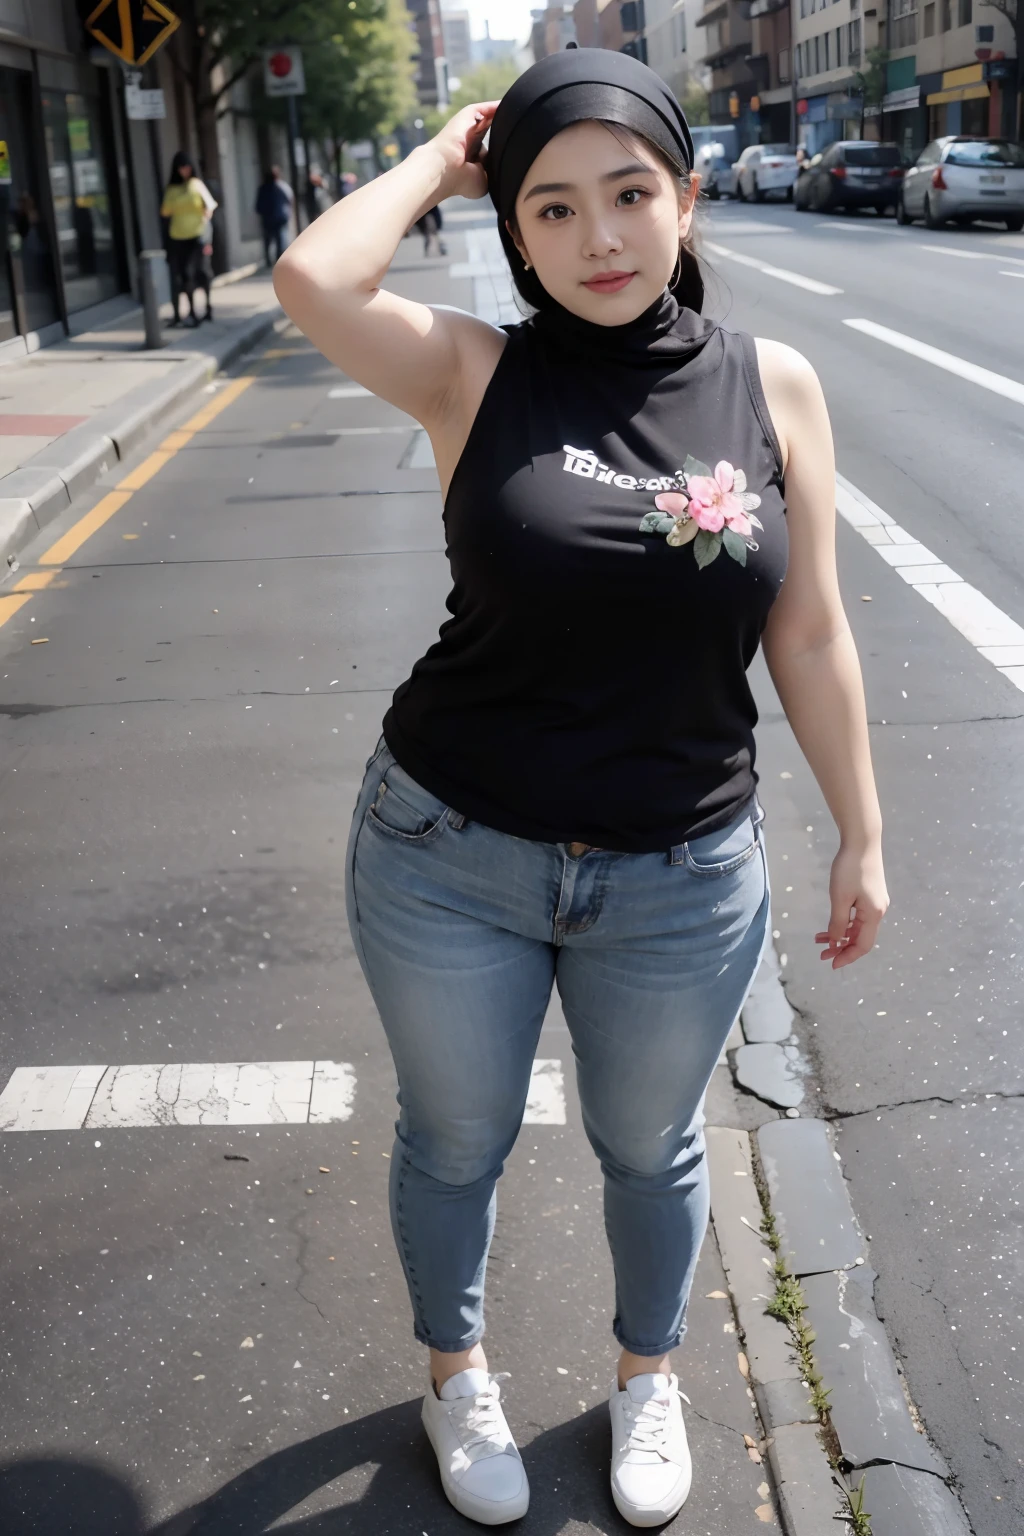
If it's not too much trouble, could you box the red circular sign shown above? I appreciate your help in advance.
[269,52,293,78]
[796,98,809,115]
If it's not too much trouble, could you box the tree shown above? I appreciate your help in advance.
[679,81,711,127]
[296,0,419,152]
[853,47,888,139]
[165,0,380,185]
[419,58,523,136]
[984,0,1023,138]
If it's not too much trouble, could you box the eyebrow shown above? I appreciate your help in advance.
[521,161,657,202]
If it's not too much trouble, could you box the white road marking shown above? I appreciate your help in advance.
[843,319,1024,407]
[0,1061,356,1132]
[457,229,521,326]
[524,1060,567,1125]
[0,1058,567,1131]
[835,472,1024,695]
[1000,270,1024,279]
[706,219,793,235]
[328,385,373,399]
[921,245,990,259]
[705,241,843,295]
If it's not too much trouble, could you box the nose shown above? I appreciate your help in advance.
[580,211,623,261]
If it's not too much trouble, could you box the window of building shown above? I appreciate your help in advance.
[0,66,61,338]
[779,46,790,82]
[923,2,935,31]
[824,29,831,67]
[676,9,687,51]
[41,88,119,314]
[957,0,971,23]
[940,0,951,28]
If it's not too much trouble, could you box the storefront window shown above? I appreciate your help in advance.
[0,66,61,340]
[41,89,118,314]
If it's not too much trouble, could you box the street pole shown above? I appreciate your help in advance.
[789,0,799,144]
[286,94,302,232]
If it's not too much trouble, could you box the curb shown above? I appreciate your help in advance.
[0,304,281,571]
[711,952,972,1535]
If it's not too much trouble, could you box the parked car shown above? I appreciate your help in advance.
[734,144,799,202]
[795,141,906,214]
[898,137,1024,231]
[793,152,822,209]
[695,140,737,200]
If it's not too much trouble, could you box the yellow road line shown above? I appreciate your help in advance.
[0,592,33,626]
[2,370,259,630]
[9,570,59,593]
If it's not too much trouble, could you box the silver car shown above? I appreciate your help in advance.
[898,137,1024,231]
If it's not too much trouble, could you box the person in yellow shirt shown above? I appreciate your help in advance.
[160,151,218,327]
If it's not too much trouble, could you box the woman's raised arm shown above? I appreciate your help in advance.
[272,104,500,427]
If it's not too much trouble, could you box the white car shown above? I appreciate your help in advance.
[734,144,799,202]
[898,137,1024,231]
[694,141,737,200]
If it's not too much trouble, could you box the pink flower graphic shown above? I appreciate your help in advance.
[685,461,753,537]
[653,491,689,518]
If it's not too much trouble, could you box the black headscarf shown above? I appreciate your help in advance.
[485,44,706,334]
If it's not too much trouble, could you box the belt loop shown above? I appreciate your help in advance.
[447,809,466,830]
[669,842,685,866]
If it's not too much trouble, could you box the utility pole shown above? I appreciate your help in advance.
[789,0,799,143]
[286,94,303,232]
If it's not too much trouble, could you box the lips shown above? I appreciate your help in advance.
[583,272,635,293]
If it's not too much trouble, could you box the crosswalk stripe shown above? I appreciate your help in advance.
[0,1058,567,1132]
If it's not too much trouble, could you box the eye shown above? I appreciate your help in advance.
[539,203,572,221]
[618,186,651,207]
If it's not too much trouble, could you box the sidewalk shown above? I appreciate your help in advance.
[0,268,282,570]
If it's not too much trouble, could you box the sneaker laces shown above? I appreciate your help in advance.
[622,1385,683,1456]
[449,1372,511,1459]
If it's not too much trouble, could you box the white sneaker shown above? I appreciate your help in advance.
[608,1372,692,1527]
[421,1368,530,1525]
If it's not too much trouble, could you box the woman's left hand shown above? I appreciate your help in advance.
[815,841,889,969]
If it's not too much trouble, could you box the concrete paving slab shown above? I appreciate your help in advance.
[734,1042,806,1108]
[858,1463,972,1536]
[801,1266,947,1477]
[741,965,797,1042]
[757,1119,863,1274]
[766,1422,846,1535]
[706,1128,782,1310]
[755,1377,819,1428]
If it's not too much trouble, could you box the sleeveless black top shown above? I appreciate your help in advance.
[383,290,788,853]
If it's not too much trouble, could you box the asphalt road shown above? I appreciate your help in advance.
[700,197,1024,1535]
[0,248,775,1534]
[2,195,1021,1536]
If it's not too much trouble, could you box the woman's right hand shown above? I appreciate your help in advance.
[427,102,500,201]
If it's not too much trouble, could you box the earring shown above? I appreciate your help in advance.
[523,260,531,270]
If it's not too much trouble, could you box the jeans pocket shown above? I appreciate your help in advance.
[365,760,450,844]
[683,811,759,878]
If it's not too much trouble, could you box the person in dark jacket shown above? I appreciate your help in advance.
[255,167,293,266]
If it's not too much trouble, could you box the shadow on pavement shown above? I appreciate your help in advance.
[1,1402,639,1534]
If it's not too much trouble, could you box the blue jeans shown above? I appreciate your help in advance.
[345,737,770,1356]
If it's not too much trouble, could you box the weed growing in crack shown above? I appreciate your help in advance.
[842,1474,871,1534]
[759,1209,832,1419]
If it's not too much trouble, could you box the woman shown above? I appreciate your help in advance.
[274,47,888,1529]
[160,152,217,326]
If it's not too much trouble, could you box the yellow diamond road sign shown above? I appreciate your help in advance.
[86,0,180,68]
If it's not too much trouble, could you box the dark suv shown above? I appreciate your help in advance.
[795,141,906,215]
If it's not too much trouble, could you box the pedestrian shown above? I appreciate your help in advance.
[255,166,293,266]
[160,151,218,327]
[273,44,888,1530]
[415,202,447,256]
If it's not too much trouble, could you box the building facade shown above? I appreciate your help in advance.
[645,0,711,100]
[440,6,473,82]
[697,0,759,135]
[790,0,874,151]
[409,0,448,107]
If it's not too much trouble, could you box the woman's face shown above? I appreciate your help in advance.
[508,120,698,324]
[178,162,193,181]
